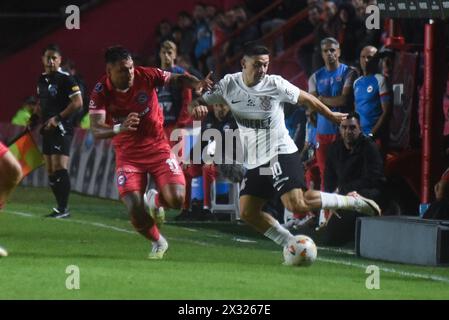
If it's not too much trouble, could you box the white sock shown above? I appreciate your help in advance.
[320,192,357,210]
[264,220,294,247]
[154,234,167,246]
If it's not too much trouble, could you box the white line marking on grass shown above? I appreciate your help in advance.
[6,209,449,284]
[317,246,355,255]
[317,257,449,284]
[5,210,33,217]
[233,238,258,243]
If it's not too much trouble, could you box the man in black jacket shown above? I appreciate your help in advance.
[318,111,385,244]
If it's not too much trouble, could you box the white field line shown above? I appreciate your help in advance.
[317,257,449,285]
[5,210,449,284]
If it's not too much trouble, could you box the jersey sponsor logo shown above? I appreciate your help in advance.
[48,84,58,96]
[260,96,272,111]
[136,92,149,105]
[117,174,127,186]
[247,98,256,107]
[367,85,374,93]
[234,115,271,129]
[89,100,96,109]
[94,83,103,93]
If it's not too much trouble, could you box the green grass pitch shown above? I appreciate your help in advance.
[0,186,448,299]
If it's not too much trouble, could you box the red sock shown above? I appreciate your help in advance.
[131,215,160,242]
[146,224,160,242]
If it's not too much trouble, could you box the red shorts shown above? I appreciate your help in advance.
[0,142,8,158]
[115,149,185,198]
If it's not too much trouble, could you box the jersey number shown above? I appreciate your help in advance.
[271,161,283,179]
[166,158,180,173]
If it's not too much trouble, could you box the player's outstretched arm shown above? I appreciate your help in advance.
[90,112,139,139]
[298,90,347,125]
[170,71,214,95]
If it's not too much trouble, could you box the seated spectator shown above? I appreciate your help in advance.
[319,112,386,244]
[423,167,449,220]
[177,103,237,221]
[287,112,386,243]
[11,96,38,127]
[354,46,391,149]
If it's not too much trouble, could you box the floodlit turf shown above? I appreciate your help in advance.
[0,186,448,299]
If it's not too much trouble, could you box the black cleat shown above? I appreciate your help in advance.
[45,208,70,219]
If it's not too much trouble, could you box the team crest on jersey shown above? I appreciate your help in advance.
[48,84,58,96]
[259,96,272,111]
[137,92,149,105]
[117,174,127,186]
[367,85,373,93]
[336,76,342,82]
[94,83,103,93]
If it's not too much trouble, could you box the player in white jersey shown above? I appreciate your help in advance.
[189,44,381,251]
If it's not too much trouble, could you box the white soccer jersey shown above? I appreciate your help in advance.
[202,72,301,169]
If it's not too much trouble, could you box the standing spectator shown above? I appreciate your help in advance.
[89,46,212,259]
[354,46,391,148]
[312,1,338,70]
[193,2,212,75]
[335,2,365,66]
[177,11,196,58]
[308,37,356,190]
[157,40,193,140]
[178,103,237,220]
[35,44,83,218]
[0,142,23,256]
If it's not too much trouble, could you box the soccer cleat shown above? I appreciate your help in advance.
[45,208,70,219]
[0,246,8,257]
[148,236,168,260]
[350,194,381,216]
[144,189,165,227]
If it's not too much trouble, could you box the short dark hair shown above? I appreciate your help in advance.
[346,111,361,123]
[42,44,61,55]
[320,37,340,48]
[104,46,132,64]
[243,43,270,57]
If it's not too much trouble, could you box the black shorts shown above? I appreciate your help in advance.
[42,132,73,156]
[240,151,306,200]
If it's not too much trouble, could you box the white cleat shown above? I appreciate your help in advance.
[148,236,168,260]
[0,246,8,257]
[351,194,381,216]
[144,189,165,227]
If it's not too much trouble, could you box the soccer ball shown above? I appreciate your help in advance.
[283,235,317,266]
